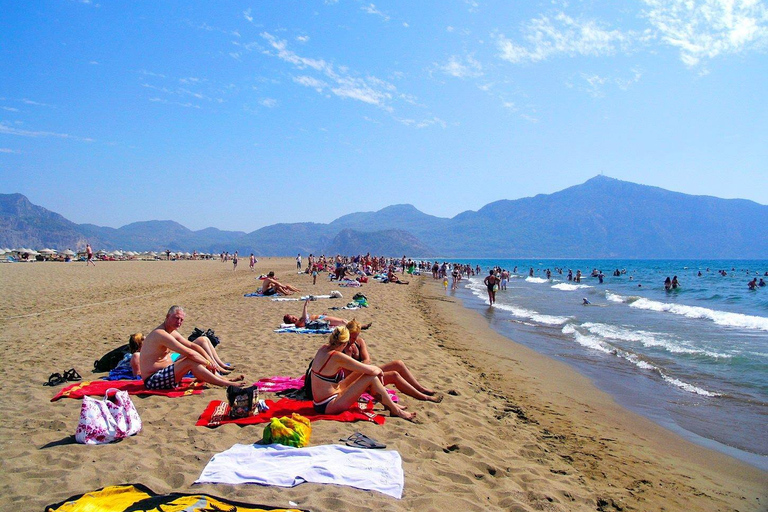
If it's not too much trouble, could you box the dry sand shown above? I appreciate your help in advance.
[0,258,765,511]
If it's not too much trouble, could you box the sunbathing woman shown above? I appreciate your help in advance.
[310,326,415,421]
[284,298,370,329]
[343,320,441,402]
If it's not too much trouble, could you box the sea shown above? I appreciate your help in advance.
[440,259,768,471]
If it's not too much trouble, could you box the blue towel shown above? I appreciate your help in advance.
[274,327,333,335]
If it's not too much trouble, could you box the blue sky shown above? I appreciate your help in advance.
[1,0,767,232]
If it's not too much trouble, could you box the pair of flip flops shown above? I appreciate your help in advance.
[340,432,386,449]
[44,368,82,386]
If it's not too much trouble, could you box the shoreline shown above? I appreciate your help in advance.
[1,259,765,511]
[449,276,768,470]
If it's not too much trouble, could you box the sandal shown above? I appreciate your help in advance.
[44,373,66,386]
[340,432,386,449]
[63,368,82,382]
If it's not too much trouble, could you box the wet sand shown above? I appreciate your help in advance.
[0,258,765,511]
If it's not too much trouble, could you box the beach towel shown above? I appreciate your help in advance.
[196,397,385,427]
[274,325,333,334]
[271,294,335,302]
[245,291,281,297]
[257,375,399,402]
[45,483,308,511]
[51,378,205,402]
[339,280,362,287]
[196,443,404,499]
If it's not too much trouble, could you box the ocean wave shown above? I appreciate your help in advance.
[551,283,592,291]
[525,277,549,284]
[466,278,570,325]
[605,293,768,332]
[581,322,731,359]
[562,325,720,396]
[493,302,571,325]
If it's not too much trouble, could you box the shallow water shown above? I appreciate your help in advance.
[443,259,768,470]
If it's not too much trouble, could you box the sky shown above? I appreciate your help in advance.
[1,0,767,233]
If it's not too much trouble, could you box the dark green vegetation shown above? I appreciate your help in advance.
[2,176,766,258]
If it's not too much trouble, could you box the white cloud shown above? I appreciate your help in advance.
[0,148,19,153]
[446,26,455,32]
[260,98,278,108]
[497,12,638,63]
[243,8,253,23]
[361,4,390,22]
[573,68,643,97]
[437,54,484,78]
[642,0,768,67]
[0,123,94,142]
[403,22,409,28]
[2,106,19,112]
[261,32,397,110]
[296,35,310,43]
[293,75,328,92]
[89,60,99,65]
[397,116,447,128]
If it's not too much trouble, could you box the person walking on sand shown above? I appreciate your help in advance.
[296,253,302,270]
[249,253,256,271]
[232,251,238,271]
[140,305,246,389]
[86,243,95,266]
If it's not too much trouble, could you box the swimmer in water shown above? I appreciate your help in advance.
[582,298,591,305]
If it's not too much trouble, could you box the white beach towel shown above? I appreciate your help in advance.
[195,443,404,499]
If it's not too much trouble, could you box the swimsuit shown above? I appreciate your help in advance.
[262,288,277,296]
[143,364,178,390]
[311,353,344,412]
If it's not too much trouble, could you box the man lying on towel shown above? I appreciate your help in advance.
[283,298,371,329]
[141,305,247,390]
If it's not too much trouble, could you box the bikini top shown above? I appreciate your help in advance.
[311,352,344,384]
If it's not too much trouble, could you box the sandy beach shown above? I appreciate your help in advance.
[0,258,765,511]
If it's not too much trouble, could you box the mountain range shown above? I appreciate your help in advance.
[2,176,766,258]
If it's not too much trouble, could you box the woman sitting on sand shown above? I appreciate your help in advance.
[310,326,415,421]
[343,320,441,403]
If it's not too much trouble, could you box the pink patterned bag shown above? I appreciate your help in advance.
[74,388,142,444]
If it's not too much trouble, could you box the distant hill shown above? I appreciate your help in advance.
[2,176,766,258]
[323,228,435,256]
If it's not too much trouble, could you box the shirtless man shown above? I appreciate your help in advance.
[261,271,301,296]
[140,306,246,389]
[86,243,95,266]
[283,298,370,329]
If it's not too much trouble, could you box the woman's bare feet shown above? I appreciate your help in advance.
[427,393,443,403]
[390,405,416,421]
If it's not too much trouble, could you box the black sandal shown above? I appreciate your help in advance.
[44,373,66,386]
[63,368,82,382]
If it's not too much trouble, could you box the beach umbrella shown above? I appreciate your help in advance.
[62,249,75,256]
[39,248,56,255]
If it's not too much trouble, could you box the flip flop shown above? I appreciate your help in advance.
[63,368,82,382]
[44,373,66,386]
[341,432,386,449]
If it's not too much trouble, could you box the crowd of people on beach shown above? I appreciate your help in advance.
[103,253,447,426]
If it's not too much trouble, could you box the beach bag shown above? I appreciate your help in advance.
[93,344,130,372]
[226,385,258,419]
[263,413,311,447]
[75,389,142,445]
[305,319,331,330]
[188,327,221,347]
[302,359,314,398]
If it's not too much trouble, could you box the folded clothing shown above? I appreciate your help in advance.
[196,443,404,499]
[51,378,205,401]
[196,397,385,427]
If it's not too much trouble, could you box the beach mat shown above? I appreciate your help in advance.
[196,397,385,427]
[44,483,309,511]
[274,326,333,334]
[50,378,205,402]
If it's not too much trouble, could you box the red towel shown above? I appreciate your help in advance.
[196,397,385,427]
[50,378,206,402]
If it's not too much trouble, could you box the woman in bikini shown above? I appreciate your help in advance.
[284,298,370,329]
[343,320,442,403]
[310,326,415,421]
